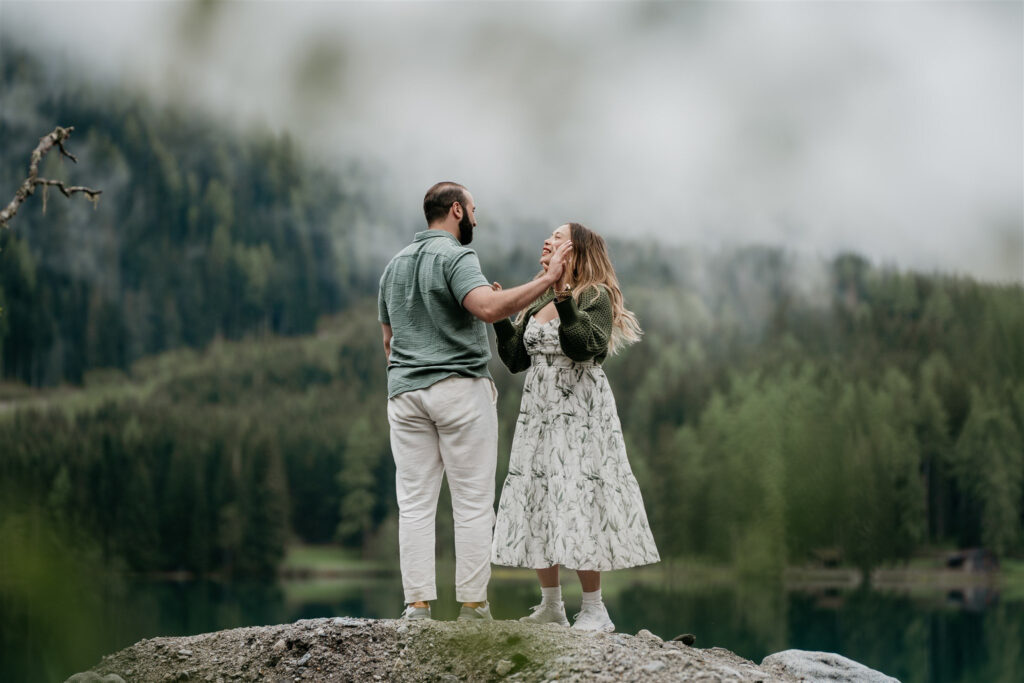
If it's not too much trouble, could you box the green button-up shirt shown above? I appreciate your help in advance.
[378,230,492,398]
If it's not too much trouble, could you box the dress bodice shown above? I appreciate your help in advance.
[523,316,563,357]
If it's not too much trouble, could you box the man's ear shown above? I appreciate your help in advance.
[451,201,463,220]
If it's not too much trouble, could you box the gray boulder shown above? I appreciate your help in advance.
[65,674,126,683]
[63,618,905,682]
[761,649,900,682]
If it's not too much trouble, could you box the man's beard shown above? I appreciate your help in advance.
[458,212,474,245]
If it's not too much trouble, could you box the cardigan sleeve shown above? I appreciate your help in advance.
[493,317,531,374]
[493,292,554,373]
[555,286,612,362]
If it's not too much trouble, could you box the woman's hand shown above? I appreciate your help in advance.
[491,282,502,291]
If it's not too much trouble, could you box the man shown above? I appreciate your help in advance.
[378,181,572,620]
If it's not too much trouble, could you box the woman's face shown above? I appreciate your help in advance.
[540,224,571,268]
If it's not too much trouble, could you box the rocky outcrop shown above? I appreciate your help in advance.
[67,617,900,682]
[761,650,901,683]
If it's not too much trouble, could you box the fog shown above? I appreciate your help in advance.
[1,0,1021,281]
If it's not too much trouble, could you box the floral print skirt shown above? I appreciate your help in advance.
[491,317,660,571]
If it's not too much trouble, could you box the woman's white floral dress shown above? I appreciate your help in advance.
[491,316,660,571]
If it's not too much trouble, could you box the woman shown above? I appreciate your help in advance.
[490,222,660,632]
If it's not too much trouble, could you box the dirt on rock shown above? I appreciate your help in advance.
[68,617,809,682]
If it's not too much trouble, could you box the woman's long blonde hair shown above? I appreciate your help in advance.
[525,222,641,354]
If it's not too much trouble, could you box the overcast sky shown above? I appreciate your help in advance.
[2,0,1021,282]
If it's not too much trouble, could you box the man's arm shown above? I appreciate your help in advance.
[463,279,554,324]
[462,241,572,323]
[381,323,392,363]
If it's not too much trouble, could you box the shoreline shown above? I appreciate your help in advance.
[120,553,1021,594]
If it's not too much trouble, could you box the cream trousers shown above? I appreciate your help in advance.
[387,376,498,604]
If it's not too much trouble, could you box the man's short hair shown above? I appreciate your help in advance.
[423,182,468,225]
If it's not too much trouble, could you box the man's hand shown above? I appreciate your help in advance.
[543,241,573,285]
[462,241,573,324]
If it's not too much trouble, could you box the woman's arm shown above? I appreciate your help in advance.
[555,286,612,362]
[493,317,531,374]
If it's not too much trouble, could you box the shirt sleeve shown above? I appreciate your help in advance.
[447,249,491,306]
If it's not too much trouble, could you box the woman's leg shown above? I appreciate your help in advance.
[522,565,569,625]
[573,570,614,631]
[537,565,560,587]
[576,570,600,592]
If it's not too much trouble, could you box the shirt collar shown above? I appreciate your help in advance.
[414,229,460,244]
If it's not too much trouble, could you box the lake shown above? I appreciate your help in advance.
[4,567,1021,683]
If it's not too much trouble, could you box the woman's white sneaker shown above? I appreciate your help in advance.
[520,601,570,627]
[571,601,615,632]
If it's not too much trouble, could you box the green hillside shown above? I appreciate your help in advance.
[1,45,1022,585]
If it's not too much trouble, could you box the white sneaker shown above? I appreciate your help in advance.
[457,601,494,621]
[519,601,570,627]
[572,601,615,632]
[401,604,431,621]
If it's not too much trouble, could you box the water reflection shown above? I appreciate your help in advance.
[6,571,1022,683]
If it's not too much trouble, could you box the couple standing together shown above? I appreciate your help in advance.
[378,182,659,632]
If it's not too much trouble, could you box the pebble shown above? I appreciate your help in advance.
[636,629,662,642]
[296,653,311,667]
[672,633,697,646]
[495,659,514,676]
[332,617,364,627]
[641,660,667,673]
[272,639,287,653]
[177,649,193,657]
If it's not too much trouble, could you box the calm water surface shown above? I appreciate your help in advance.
[5,570,1021,683]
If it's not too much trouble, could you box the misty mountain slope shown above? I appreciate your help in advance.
[3,44,1021,393]
[3,48,1024,574]
[1,45,395,385]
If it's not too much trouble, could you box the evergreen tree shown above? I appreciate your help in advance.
[953,389,1023,556]
[237,430,289,577]
[336,416,384,554]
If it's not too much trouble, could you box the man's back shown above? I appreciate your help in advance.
[378,229,492,398]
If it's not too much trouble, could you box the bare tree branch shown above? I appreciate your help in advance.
[0,126,103,229]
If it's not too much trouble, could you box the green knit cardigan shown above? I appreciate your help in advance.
[492,285,613,373]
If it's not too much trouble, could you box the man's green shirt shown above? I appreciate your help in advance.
[378,230,492,398]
